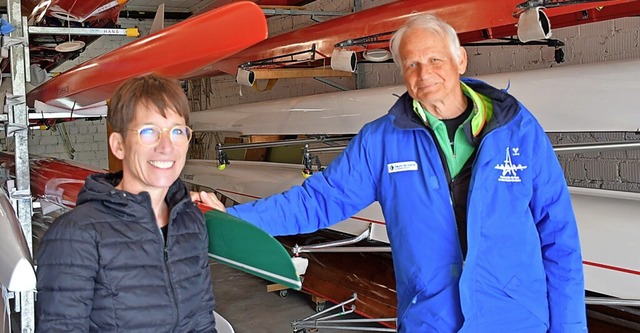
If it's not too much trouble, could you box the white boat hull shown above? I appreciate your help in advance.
[0,190,36,292]
[479,59,640,132]
[214,311,234,333]
[183,160,640,299]
[191,59,640,135]
[1,292,8,333]
[181,160,388,243]
[569,187,640,299]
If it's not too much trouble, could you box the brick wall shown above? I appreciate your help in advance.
[19,2,640,191]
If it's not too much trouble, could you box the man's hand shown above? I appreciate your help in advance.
[190,191,227,212]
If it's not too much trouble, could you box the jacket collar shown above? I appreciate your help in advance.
[389,78,520,144]
[78,172,189,216]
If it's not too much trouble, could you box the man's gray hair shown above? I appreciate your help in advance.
[389,14,462,72]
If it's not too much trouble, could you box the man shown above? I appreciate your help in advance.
[36,75,218,332]
[206,14,586,332]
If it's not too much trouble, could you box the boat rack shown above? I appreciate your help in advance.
[1,3,36,332]
[291,293,396,332]
[586,297,640,307]
[291,227,390,255]
[214,135,353,173]
[553,141,640,154]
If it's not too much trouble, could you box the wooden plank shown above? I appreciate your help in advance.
[266,283,288,293]
[252,68,352,79]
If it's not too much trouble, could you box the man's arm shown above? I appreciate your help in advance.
[530,132,587,332]
[227,130,378,236]
[191,191,226,212]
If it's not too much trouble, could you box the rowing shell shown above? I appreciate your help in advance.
[191,58,640,135]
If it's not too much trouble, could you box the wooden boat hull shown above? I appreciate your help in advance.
[277,231,397,327]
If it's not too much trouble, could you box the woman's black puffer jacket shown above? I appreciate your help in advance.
[36,172,217,332]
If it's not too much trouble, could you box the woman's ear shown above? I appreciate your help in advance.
[109,132,125,160]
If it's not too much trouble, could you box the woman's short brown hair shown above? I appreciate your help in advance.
[108,74,190,135]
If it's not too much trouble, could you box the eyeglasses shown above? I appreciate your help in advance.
[128,125,192,147]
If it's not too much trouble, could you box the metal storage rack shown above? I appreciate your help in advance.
[3,1,35,332]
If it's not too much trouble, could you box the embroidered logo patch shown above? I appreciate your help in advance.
[387,161,418,173]
[494,147,527,182]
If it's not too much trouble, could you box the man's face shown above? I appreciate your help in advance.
[113,103,189,195]
[399,28,467,109]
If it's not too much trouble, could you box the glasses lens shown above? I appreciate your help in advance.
[170,126,192,145]
[138,126,161,146]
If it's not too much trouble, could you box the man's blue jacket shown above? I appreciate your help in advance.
[229,78,587,332]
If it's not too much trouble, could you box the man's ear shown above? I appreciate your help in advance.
[109,132,125,160]
[458,46,468,75]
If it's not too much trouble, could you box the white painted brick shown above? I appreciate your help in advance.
[599,149,627,160]
[466,47,493,76]
[569,37,608,63]
[91,132,107,142]
[620,162,640,183]
[553,25,580,40]
[29,144,47,155]
[488,47,515,72]
[76,151,97,162]
[621,49,640,60]
[578,20,615,38]
[584,160,618,181]
[51,145,68,155]
[613,16,640,32]
[539,46,561,65]
[376,70,396,86]
[608,30,638,55]
[513,45,544,69]
[564,160,587,180]
[74,142,96,153]
[37,135,60,146]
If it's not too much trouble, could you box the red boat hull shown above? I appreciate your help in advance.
[191,0,640,76]
[26,1,268,109]
[23,0,123,23]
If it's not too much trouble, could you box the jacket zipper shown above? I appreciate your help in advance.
[156,217,179,332]
[424,126,465,263]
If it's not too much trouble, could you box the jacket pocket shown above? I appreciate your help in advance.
[398,290,444,333]
[503,275,550,329]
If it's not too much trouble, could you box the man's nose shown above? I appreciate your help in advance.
[417,63,432,77]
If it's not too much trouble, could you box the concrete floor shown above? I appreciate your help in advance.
[210,261,391,333]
